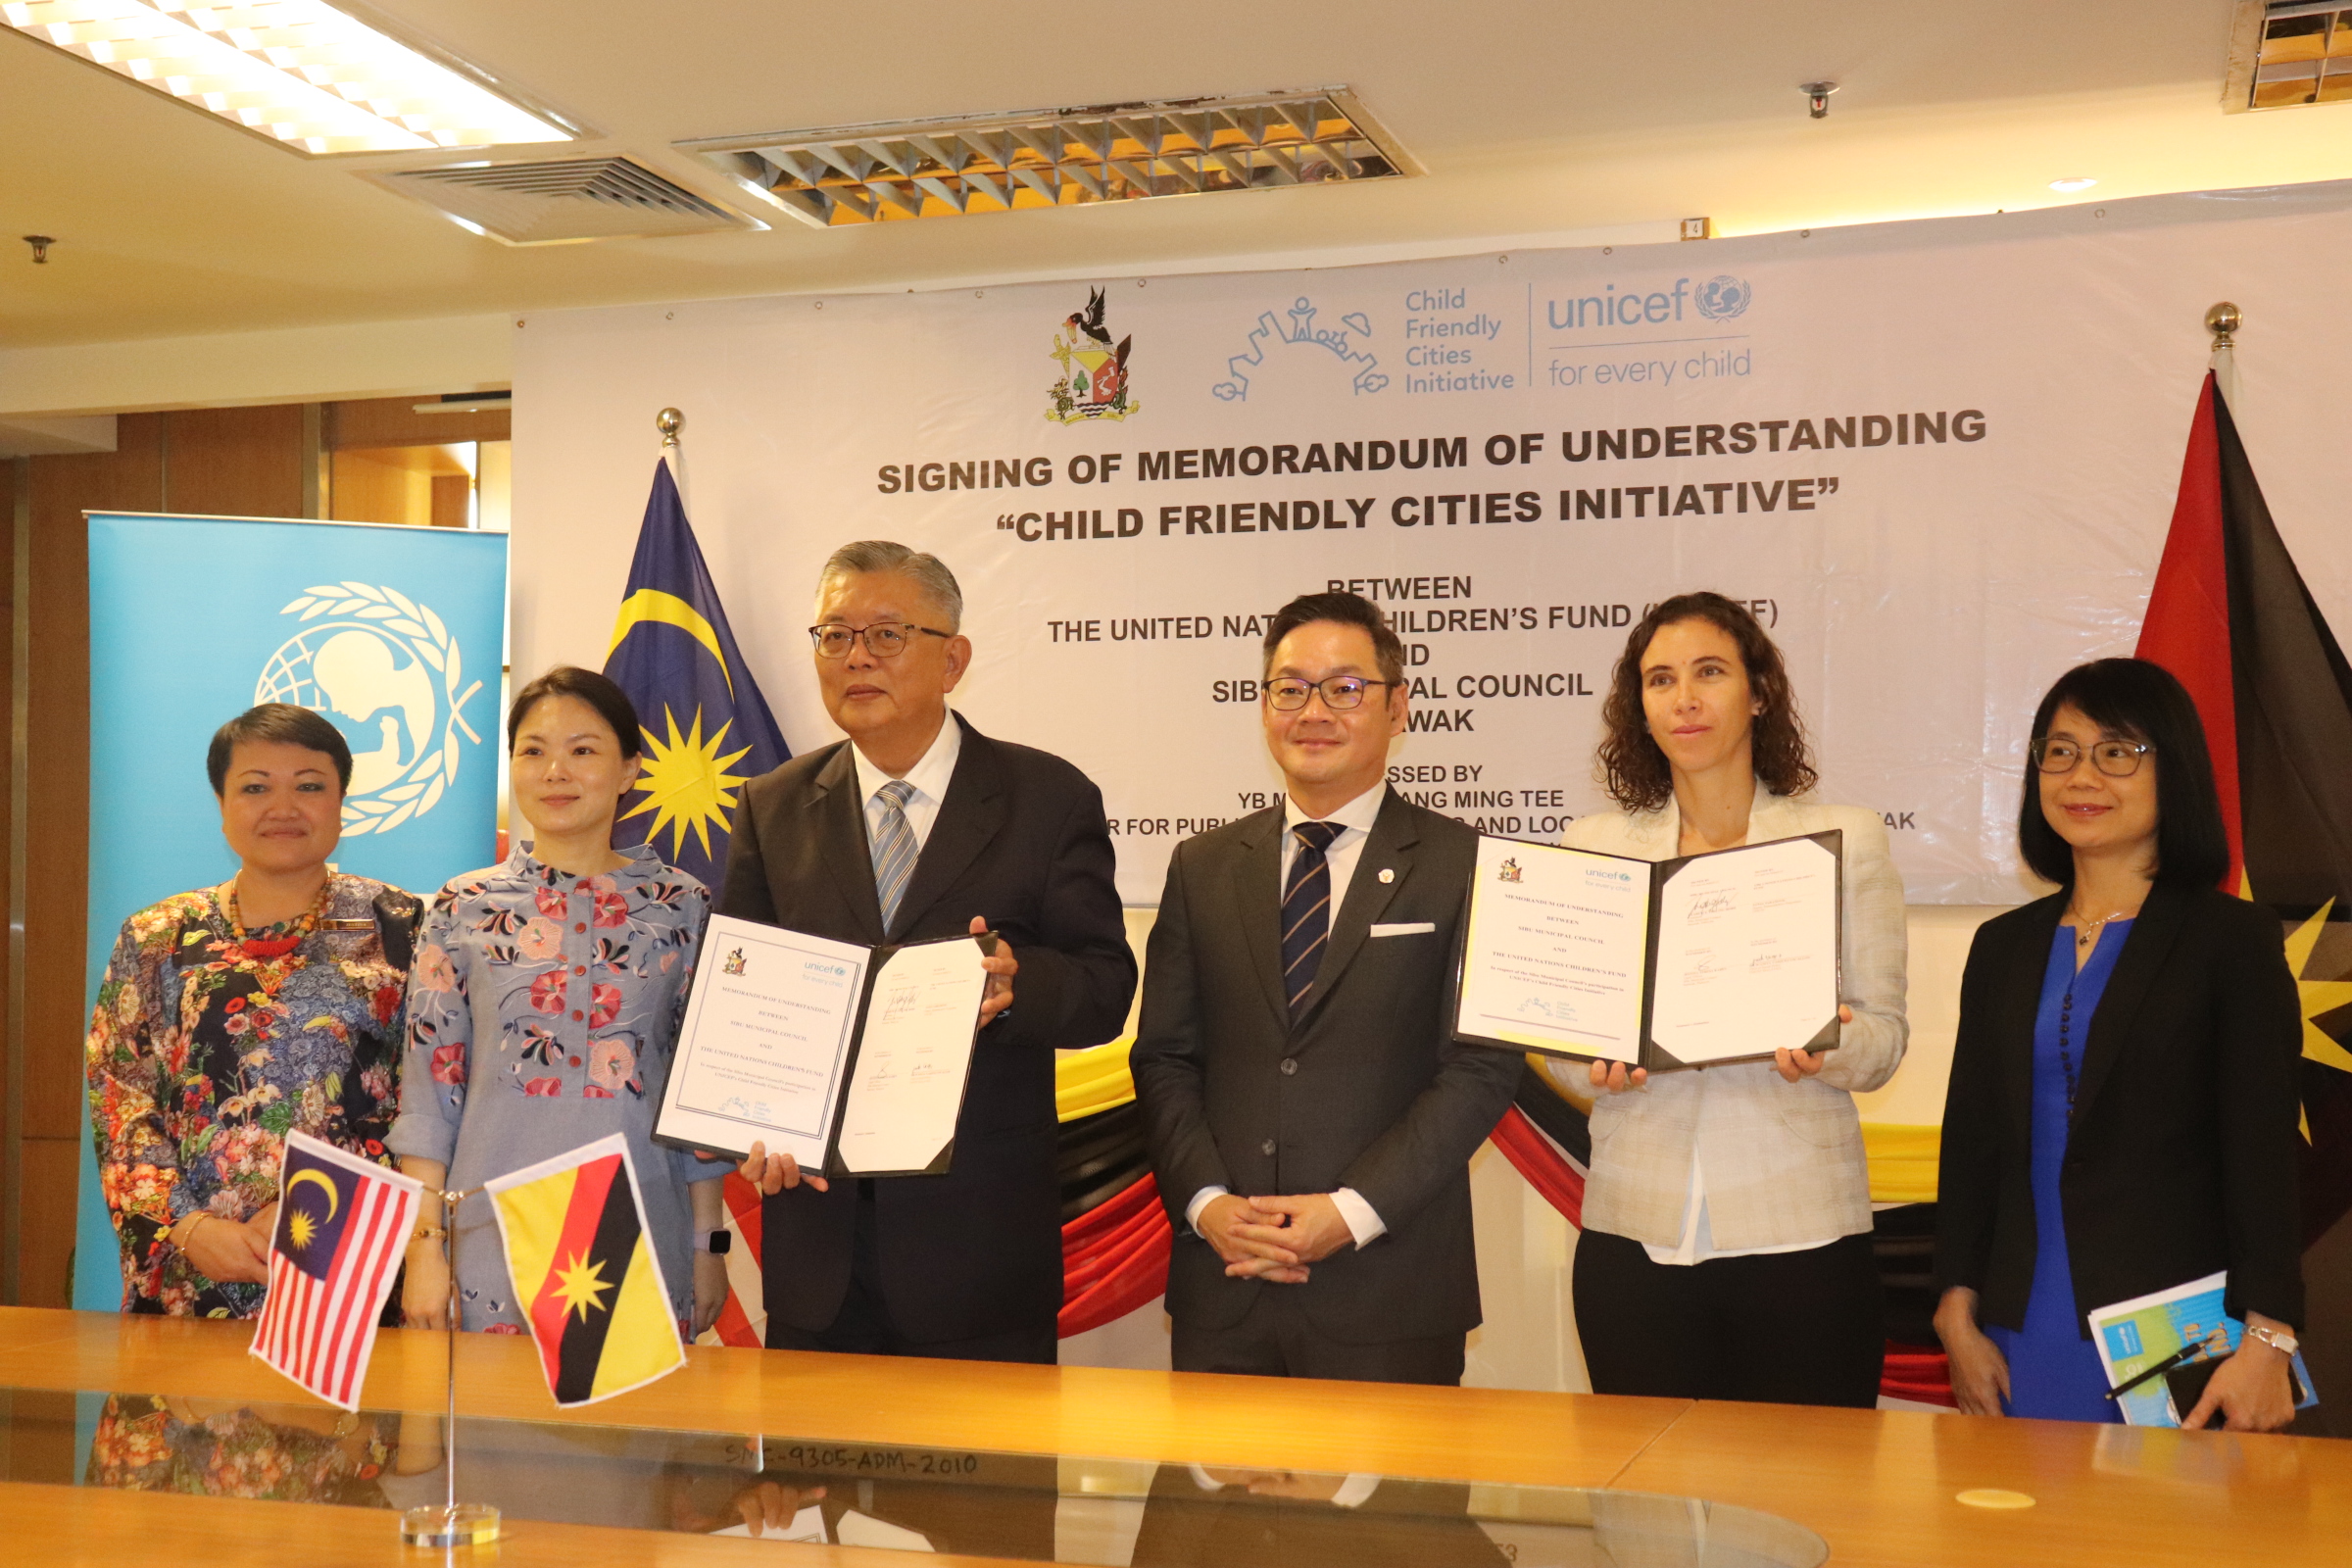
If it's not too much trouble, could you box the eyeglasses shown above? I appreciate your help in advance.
[1265,676,1396,711]
[2031,737,2153,776]
[808,622,952,659]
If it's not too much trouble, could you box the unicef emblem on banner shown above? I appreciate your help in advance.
[256,582,484,837]
[1693,275,1752,320]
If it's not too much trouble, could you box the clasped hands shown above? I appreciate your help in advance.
[1587,1004,1854,1092]
[1200,1193,1353,1284]
[715,916,1015,1197]
[176,1201,278,1286]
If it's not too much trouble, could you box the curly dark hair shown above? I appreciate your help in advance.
[1594,592,1817,811]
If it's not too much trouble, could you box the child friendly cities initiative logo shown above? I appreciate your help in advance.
[255,582,483,837]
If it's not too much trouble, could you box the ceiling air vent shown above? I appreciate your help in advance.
[677,87,1419,228]
[363,156,761,244]
[2224,1,2352,110]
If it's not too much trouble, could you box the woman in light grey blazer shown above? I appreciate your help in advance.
[1547,592,1908,1407]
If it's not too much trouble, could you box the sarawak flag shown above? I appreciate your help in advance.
[249,1132,422,1410]
[604,456,789,892]
[486,1134,684,1407]
[2135,371,2352,1257]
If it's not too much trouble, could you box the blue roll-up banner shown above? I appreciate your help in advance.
[74,514,507,1310]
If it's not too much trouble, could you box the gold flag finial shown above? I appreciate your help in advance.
[656,407,684,447]
[2205,302,2241,349]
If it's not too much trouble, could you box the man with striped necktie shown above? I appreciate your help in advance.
[1132,592,1523,1384]
[718,541,1135,1363]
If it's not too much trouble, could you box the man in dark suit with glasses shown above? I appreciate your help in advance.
[721,540,1135,1363]
[1131,591,1521,1383]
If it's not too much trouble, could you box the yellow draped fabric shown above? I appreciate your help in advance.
[1859,1122,1941,1204]
[1055,1037,1138,1122]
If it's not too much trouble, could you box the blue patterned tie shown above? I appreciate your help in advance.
[1281,820,1343,1019]
[869,779,919,930]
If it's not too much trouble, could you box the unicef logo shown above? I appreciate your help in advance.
[1693,275,1752,320]
[256,583,483,837]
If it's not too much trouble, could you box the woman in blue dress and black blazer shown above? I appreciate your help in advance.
[1934,658,2303,1430]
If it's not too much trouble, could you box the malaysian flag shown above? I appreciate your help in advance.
[249,1131,423,1410]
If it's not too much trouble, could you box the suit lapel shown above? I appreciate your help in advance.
[2072,884,2187,1124]
[808,742,886,943]
[1295,792,1420,1030]
[888,715,1006,943]
[1228,808,1289,1026]
[2000,895,2067,1141]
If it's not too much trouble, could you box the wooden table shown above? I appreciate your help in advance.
[0,1307,2343,1565]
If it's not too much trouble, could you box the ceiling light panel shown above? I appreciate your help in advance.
[2225,1,2352,110]
[2,0,574,154]
[680,88,1418,228]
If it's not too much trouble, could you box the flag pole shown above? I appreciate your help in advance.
[657,406,685,508]
[397,1186,501,1547]
[2206,301,2242,414]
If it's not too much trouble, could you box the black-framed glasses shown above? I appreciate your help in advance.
[1265,676,1396,711]
[2031,737,2153,777]
[808,622,952,659]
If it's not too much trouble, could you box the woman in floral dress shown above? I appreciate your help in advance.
[85,705,417,1317]
[392,666,726,1337]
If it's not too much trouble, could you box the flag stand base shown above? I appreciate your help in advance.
[398,1187,499,1546]
[399,1502,501,1547]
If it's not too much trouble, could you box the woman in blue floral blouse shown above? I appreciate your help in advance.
[391,666,726,1337]
[85,705,417,1317]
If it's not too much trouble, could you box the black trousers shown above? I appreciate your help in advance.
[1573,1228,1885,1407]
[764,1182,1057,1365]
[1172,1281,1466,1386]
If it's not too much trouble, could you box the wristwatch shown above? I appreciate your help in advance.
[2247,1323,2299,1355]
[693,1229,732,1256]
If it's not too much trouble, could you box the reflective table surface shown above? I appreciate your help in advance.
[1,1387,1828,1567]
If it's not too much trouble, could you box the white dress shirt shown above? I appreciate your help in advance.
[1186,783,1391,1250]
[850,710,962,857]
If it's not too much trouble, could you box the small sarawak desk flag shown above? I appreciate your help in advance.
[250,1132,423,1410]
[485,1134,684,1407]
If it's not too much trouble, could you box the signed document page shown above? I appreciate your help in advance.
[656,915,868,1165]
[1649,835,1839,1064]
[834,938,989,1175]
[1456,836,1650,1062]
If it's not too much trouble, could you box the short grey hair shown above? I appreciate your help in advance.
[816,540,964,632]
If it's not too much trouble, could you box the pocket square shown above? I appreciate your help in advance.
[1369,922,1437,937]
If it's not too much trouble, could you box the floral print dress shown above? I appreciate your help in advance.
[389,845,717,1333]
[85,875,409,1317]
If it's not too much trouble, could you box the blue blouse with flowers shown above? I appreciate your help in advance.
[388,845,717,1332]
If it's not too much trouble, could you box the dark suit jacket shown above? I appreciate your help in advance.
[1934,884,2304,1335]
[717,714,1135,1344]
[1130,790,1522,1344]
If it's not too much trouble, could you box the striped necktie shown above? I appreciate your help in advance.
[1281,820,1344,1019]
[869,778,919,930]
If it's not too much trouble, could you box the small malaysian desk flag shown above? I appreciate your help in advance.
[249,1132,423,1410]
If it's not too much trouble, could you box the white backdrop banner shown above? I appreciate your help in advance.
[513,182,2352,906]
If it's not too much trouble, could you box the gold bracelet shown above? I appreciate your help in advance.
[410,1224,446,1243]
[176,1212,212,1249]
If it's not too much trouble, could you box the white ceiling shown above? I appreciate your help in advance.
[4,0,2349,357]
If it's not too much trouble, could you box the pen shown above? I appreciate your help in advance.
[2103,1341,2209,1401]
